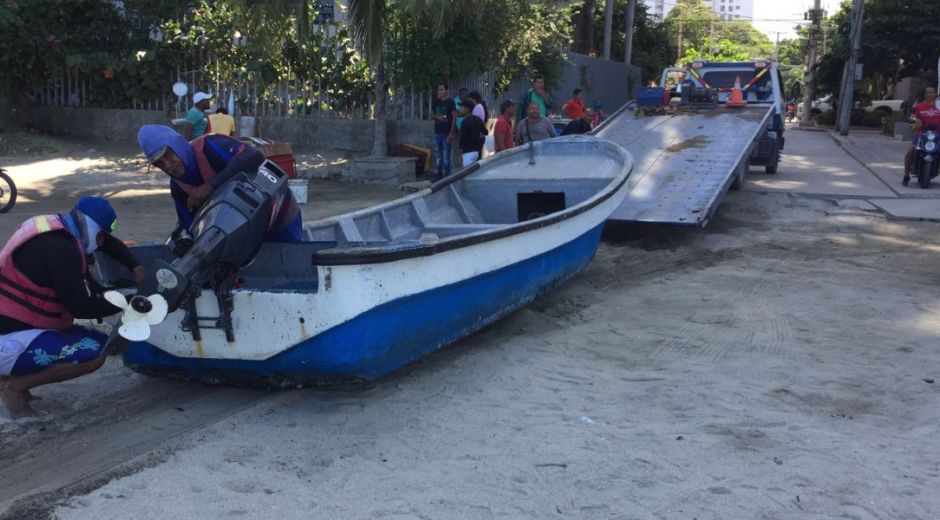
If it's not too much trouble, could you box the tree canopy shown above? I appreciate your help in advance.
[664,0,773,64]
[815,0,940,100]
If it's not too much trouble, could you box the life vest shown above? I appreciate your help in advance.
[174,136,300,234]
[0,215,86,329]
[170,135,232,200]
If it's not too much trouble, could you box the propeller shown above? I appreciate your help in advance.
[104,291,169,341]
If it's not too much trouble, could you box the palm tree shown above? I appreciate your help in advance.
[347,0,474,157]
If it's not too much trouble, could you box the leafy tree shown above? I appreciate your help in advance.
[776,35,806,97]
[816,0,940,102]
[385,0,569,96]
[664,0,772,65]
[584,0,675,83]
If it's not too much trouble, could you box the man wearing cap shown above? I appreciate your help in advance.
[182,91,214,140]
[0,197,144,418]
[137,124,303,242]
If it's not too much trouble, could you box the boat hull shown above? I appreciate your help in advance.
[123,222,605,386]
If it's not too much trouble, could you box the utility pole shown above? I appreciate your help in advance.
[837,0,864,135]
[677,20,683,64]
[709,21,717,56]
[603,0,614,59]
[800,0,823,127]
[624,0,636,65]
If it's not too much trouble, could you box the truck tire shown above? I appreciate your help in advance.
[731,162,746,190]
[765,142,780,174]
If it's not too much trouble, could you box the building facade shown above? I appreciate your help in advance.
[644,0,754,22]
[705,0,754,21]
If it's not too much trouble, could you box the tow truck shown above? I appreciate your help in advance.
[596,59,785,226]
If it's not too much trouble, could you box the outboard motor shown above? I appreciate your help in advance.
[141,160,291,341]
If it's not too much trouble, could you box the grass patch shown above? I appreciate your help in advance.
[0,131,59,157]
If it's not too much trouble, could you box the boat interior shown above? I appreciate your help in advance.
[305,138,625,245]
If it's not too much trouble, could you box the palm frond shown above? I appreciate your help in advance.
[347,0,387,64]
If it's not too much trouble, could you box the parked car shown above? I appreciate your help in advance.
[797,95,906,118]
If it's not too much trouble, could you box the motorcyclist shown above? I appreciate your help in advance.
[904,86,940,186]
[137,125,303,242]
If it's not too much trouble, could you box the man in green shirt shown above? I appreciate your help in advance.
[182,91,213,140]
[516,75,553,121]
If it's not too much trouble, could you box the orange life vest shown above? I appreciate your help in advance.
[0,215,86,329]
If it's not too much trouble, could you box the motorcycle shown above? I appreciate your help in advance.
[785,101,798,123]
[913,124,940,189]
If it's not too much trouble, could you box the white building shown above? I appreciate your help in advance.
[643,0,674,21]
[705,0,754,21]
[644,0,753,22]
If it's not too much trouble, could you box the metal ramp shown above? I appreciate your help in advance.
[595,105,773,226]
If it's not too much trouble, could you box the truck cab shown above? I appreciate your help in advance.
[660,59,785,173]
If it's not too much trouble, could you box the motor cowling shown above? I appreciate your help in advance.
[144,160,291,312]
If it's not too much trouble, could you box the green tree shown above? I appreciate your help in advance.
[385,0,570,95]
[586,0,675,83]
[348,0,486,156]
[816,0,940,102]
[664,0,772,65]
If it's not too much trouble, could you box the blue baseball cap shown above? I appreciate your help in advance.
[75,196,117,234]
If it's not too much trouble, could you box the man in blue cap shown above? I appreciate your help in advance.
[0,196,144,418]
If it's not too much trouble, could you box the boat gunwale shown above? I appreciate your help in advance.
[312,136,633,266]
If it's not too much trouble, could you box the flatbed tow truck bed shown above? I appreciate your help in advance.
[595,104,774,226]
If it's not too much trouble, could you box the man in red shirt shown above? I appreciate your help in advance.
[562,89,586,119]
[494,100,516,153]
[904,86,940,185]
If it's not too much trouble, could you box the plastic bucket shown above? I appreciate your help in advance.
[288,179,308,204]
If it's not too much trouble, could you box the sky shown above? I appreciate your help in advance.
[751,0,843,41]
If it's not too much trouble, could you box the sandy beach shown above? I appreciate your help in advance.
[2,134,940,519]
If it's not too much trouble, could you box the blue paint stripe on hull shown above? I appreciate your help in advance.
[123,223,605,386]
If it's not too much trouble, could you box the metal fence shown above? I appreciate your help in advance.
[31,52,631,122]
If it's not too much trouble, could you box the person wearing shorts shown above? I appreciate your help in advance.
[0,196,143,418]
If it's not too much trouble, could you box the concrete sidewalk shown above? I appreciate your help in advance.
[745,127,896,198]
[745,126,940,221]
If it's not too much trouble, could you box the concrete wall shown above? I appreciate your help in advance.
[558,53,642,114]
[25,106,437,153]
[26,107,170,143]
[257,116,435,153]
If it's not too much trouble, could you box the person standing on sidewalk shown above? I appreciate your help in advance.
[458,102,487,167]
[431,83,457,177]
[516,75,553,121]
[515,102,556,145]
[562,89,586,119]
[494,100,516,153]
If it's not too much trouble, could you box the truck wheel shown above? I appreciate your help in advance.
[731,162,746,190]
[765,143,780,174]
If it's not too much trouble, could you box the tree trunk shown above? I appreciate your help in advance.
[371,61,388,157]
[575,0,596,55]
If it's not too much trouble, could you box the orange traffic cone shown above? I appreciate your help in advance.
[726,76,747,108]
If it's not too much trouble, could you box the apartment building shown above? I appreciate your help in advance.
[644,0,754,22]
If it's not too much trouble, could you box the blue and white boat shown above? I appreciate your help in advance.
[103,136,633,386]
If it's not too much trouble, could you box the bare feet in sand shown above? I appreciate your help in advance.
[0,381,36,418]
